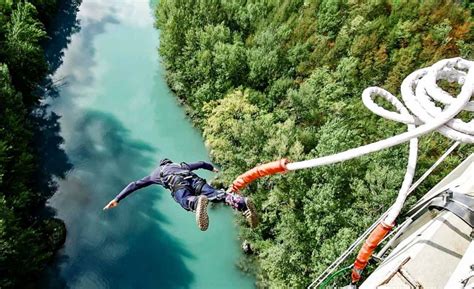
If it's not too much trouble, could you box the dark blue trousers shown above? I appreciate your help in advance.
[172,179,224,211]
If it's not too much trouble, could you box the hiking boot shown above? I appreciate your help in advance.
[243,197,258,228]
[195,195,209,231]
[225,193,259,228]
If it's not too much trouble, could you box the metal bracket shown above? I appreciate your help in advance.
[429,190,474,228]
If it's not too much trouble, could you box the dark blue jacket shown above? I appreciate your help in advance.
[114,161,215,202]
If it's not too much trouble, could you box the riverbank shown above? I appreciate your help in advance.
[154,1,473,287]
[0,0,75,287]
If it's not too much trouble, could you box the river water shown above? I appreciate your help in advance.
[41,1,254,288]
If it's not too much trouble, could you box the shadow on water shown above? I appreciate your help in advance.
[38,1,196,288]
[32,107,73,214]
[43,111,195,289]
[34,0,83,209]
[34,1,82,288]
[44,0,82,73]
[42,0,119,98]
[36,0,120,212]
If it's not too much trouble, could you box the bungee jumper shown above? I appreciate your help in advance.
[103,158,258,231]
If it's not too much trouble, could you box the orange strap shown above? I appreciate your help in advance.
[351,222,393,283]
[230,159,289,192]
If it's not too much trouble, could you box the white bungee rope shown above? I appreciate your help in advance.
[307,140,461,289]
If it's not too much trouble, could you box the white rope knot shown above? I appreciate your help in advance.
[363,57,474,144]
[361,57,473,225]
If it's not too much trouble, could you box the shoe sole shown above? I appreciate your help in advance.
[196,196,209,231]
[244,198,258,228]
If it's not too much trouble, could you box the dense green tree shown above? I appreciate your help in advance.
[3,2,47,105]
[0,64,57,288]
[0,1,64,288]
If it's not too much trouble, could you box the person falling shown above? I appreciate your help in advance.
[103,158,258,231]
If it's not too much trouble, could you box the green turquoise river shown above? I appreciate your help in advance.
[41,1,255,288]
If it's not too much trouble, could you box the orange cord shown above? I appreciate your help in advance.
[230,159,289,192]
[351,222,393,283]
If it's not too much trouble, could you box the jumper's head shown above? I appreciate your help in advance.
[159,158,172,166]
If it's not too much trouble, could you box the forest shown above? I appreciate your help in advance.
[0,1,66,288]
[156,0,473,287]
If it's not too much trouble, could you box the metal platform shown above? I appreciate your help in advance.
[361,154,474,289]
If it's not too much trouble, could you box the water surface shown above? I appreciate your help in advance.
[42,1,255,288]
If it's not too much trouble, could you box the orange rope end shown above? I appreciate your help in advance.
[231,159,288,192]
[351,222,393,283]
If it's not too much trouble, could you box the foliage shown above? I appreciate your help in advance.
[2,2,48,105]
[156,0,472,288]
[0,1,62,288]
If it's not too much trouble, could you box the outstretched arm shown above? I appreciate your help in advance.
[185,161,218,172]
[103,175,154,210]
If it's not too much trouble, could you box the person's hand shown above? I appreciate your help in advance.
[213,167,219,173]
[103,199,119,210]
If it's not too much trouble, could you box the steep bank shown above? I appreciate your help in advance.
[0,1,70,288]
[155,1,473,287]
